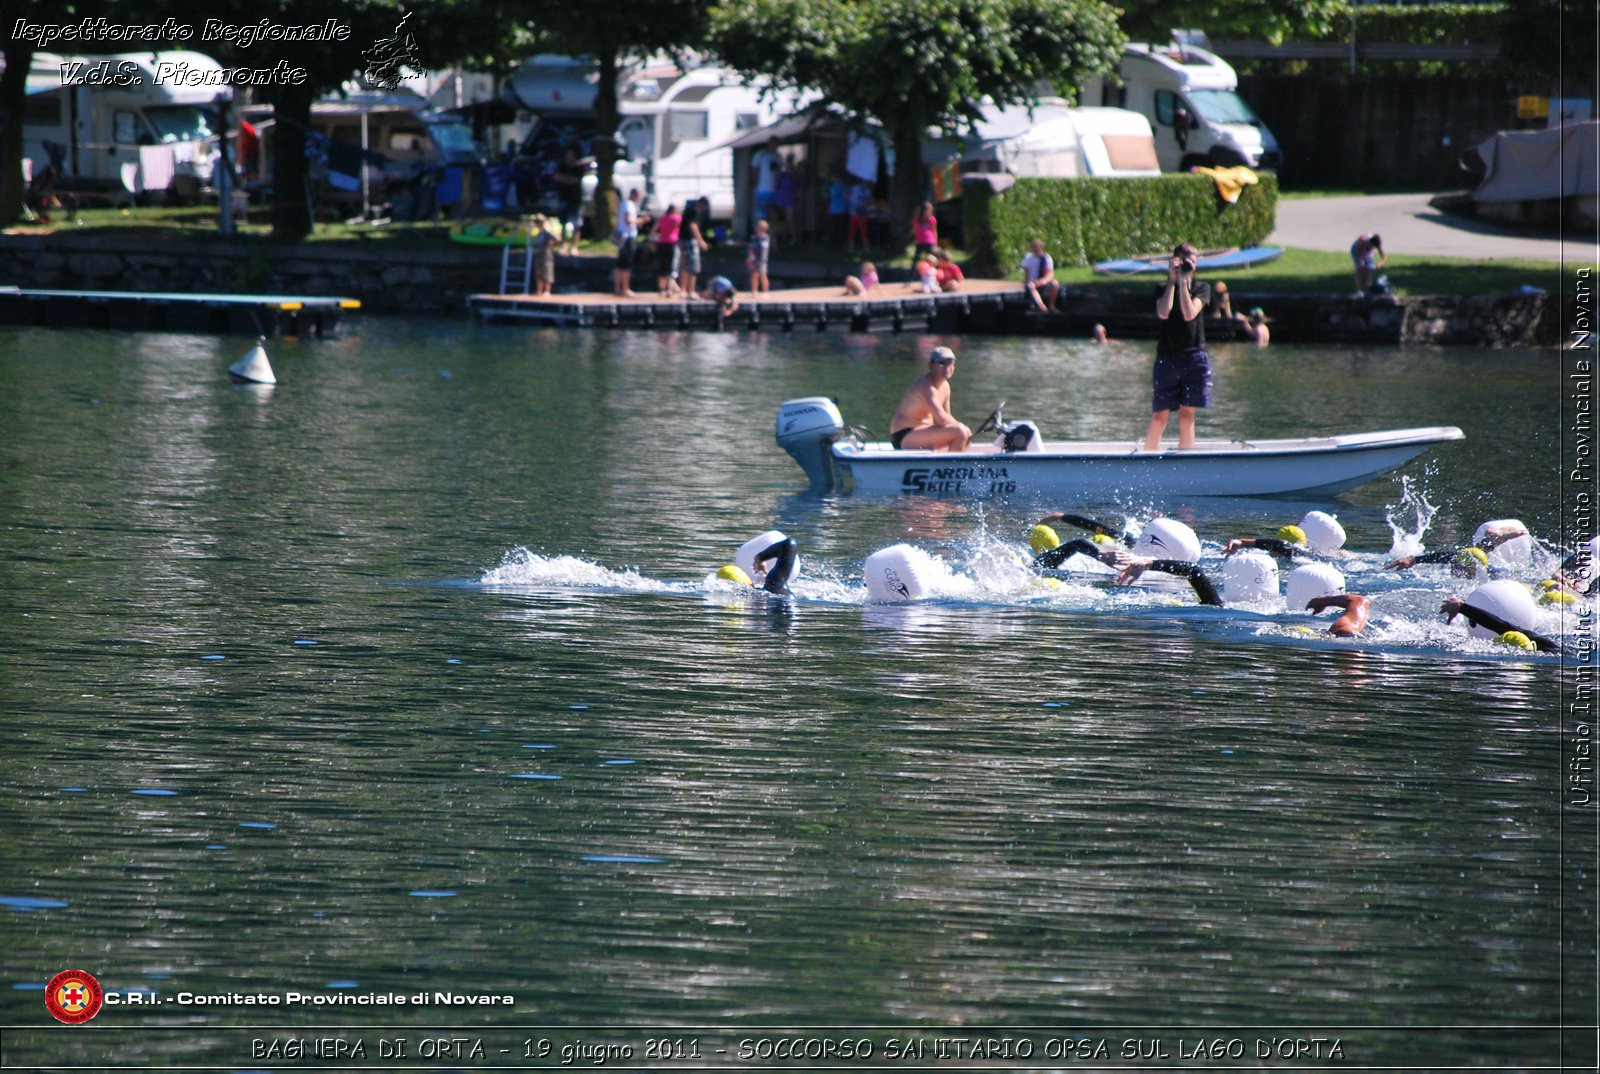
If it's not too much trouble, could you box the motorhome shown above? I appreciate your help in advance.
[1084,38,1281,173]
[21,50,225,197]
[503,56,807,222]
[930,100,1161,179]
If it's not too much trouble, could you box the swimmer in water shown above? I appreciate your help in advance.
[1224,510,1347,562]
[1439,596,1560,653]
[1305,594,1371,637]
[1386,519,1532,571]
[719,531,800,595]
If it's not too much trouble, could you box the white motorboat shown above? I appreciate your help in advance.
[776,397,1465,499]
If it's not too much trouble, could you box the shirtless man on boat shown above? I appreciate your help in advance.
[888,346,972,452]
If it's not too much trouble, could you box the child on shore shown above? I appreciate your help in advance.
[842,260,878,295]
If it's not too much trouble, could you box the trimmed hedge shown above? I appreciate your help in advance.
[965,172,1278,275]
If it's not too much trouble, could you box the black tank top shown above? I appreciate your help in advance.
[1157,280,1211,354]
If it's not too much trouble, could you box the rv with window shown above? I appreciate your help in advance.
[932,100,1161,179]
[21,50,225,197]
[1084,37,1280,173]
[504,56,807,222]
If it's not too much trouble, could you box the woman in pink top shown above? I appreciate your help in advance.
[653,205,682,295]
[911,201,937,261]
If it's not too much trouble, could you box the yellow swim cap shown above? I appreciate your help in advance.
[1091,533,1115,546]
[1540,588,1575,606]
[1277,524,1307,545]
[1028,524,1061,553]
[716,564,752,585]
[1494,630,1536,650]
[1537,578,1560,590]
[1454,546,1489,570]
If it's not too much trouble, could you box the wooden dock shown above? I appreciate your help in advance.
[0,286,361,337]
[467,278,1030,332]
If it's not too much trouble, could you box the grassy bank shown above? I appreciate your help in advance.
[1056,246,1560,299]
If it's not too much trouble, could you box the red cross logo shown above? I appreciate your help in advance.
[45,970,102,1024]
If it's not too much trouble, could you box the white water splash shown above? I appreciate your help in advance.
[1385,474,1438,558]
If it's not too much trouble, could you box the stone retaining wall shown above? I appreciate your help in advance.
[0,232,1560,346]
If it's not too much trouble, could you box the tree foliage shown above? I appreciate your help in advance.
[1116,0,1345,47]
[494,0,711,235]
[710,0,1124,244]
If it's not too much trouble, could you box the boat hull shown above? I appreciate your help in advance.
[828,428,1464,499]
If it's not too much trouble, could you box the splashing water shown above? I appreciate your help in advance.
[1385,473,1438,558]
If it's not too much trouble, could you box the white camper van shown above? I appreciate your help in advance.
[22,51,225,196]
[933,101,1161,179]
[504,56,806,222]
[1085,39,1281,173]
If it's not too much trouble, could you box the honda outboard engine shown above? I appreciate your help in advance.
[776,397,846,490]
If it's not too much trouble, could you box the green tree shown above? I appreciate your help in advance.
[498,1,710,237]
[710,0,1124,247]
[194,0,409,239]
[1115,0,1345,47]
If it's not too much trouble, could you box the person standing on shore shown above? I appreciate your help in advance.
[677,203,709,298]
[1143,242,1212,451]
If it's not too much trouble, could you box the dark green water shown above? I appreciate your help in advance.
[0,320,1591,1070]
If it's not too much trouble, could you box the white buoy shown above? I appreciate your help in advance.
[734,530,799,585]
[1286,562,1345,611]
[1299,511,1347,555]
[1223,550,1280,603]
[228,337,276,384]
[864,543,935,603]
[1132,518,1201,563]
[1462,579,1540,641]
[1472,519,1533,568]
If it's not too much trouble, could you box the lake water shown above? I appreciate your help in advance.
[0,318,1592,1071]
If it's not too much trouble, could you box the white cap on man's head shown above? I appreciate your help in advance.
[930,346,955,362]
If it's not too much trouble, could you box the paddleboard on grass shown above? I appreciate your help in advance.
[1093,245,1285,275]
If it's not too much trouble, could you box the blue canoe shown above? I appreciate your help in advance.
[1093,245,1284,275]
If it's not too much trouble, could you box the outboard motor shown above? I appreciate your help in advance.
[776,397,846,490]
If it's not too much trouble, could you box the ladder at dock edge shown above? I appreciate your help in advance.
[499,237,534,295]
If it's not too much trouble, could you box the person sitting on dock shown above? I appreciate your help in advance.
[934,249,964,292]
[698,276,739,314]
[888,346,971,452]
[1022,238,1061,313]
[843,261,879,296]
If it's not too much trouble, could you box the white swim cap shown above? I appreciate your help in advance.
[1299,511,1346,555]
[1472,519,1533,568]
[1223,550,1280,604]
[735,530,799,583]
[1286,562,1345,611]
[1462,579,1539,642]
[1132,518,1201,564]
[863,543,935,603]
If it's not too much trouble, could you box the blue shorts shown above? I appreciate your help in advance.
[1152,349,1212,412]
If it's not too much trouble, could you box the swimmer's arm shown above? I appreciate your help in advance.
[1440,599,1559,652]
[1047,513,1133,543]
[1118,558,1223,606]
[753,538,798,595]
[1226,537,1302,561]
[1035,537,1119,571]
[1386,549,1456,569]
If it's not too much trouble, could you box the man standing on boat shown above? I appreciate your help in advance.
[888,347,971,452]
[1144,242,1212,451]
